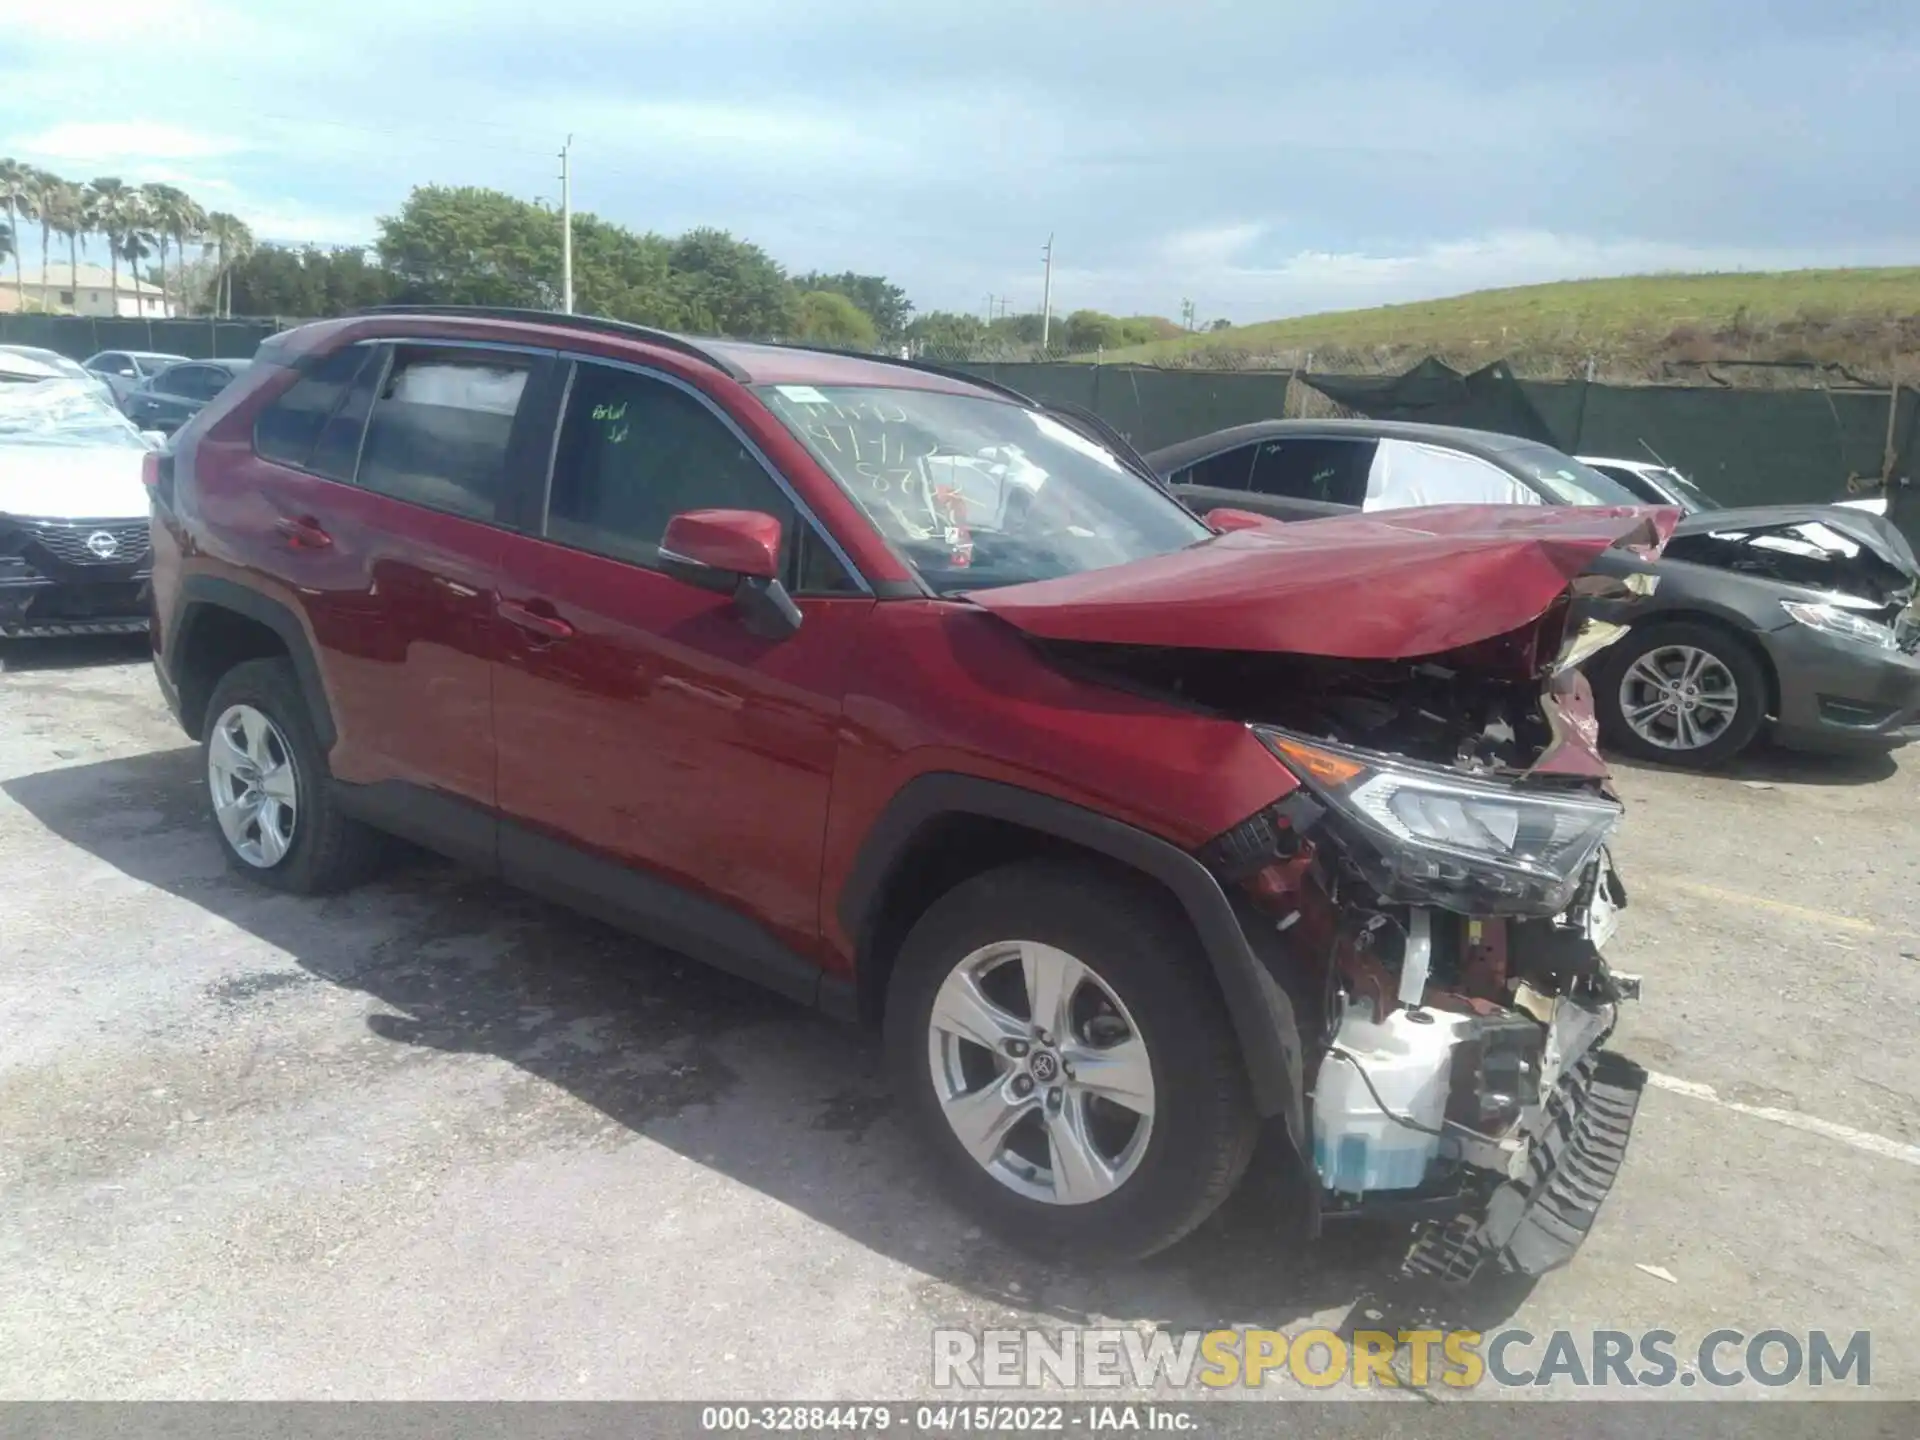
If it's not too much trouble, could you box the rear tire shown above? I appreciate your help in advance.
[885,859,1257,1261]
[1592,621,1767,767]
[201,657,383,893]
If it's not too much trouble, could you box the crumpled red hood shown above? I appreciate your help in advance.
[969,504,1676,658]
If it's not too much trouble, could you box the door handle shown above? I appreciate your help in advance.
[497,598,574,642]
[273,514,332,550]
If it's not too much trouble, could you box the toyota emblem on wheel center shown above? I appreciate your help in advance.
[85,531,120,559]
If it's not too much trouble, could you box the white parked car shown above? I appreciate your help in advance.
[0,379,161,645]
[1576,455,1723,514]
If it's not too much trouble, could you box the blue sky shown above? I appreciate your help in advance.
[3,0,1914,323]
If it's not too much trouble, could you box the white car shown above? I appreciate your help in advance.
[1581,453,1893,518]
[0,379,161,644]
[1576,455,1722,514]
[0,344,118,402]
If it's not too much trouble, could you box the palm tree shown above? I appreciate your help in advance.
[0,157,34,311]
[45,180,85,308]
[140,182,203,316]
[119,192,157,310]
[86,176,134,315]
[203,211,254,318]
[28,168,60,308]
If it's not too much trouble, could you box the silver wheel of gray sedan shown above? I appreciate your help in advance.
[926,940,1156,1205]
[1619,644,1741,752]
[207,702,301,868]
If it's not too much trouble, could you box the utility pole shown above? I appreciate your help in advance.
[559,135,574,314]
[1040,234,1054,350]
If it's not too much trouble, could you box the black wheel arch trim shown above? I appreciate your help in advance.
[168,575,337,748]
[839,773,1307,1139]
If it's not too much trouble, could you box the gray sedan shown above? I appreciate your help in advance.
[1151,418,1920,766]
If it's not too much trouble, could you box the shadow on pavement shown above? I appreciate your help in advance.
[5,743,1537,1348]
[1611,736,1899,788]
[0,634,151,674]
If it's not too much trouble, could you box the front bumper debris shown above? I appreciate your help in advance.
[1403,1047,1647,1281]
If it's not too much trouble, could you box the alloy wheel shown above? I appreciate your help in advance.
[1618,645,1741,752]
[926,940,1156,1205]
[207,703,300,867]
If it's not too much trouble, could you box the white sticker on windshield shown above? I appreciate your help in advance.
[774,385,831,405]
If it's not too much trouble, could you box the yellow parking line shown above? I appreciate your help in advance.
[1646,877,1877,934]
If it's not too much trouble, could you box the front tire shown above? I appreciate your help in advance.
[201,657,382,893]
[885,860,1257,1261]
[1593,621,1767,766]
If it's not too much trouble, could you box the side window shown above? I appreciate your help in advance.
[1248,438,1376,505]
[546,361,803,574]
[1363,439,1543,510]
[1174,444,1257,491]
[1588,463,1660,502]
[356,347,531,521]
[160,364,225,400]
[94,353,136,377]
[253,346,377,471]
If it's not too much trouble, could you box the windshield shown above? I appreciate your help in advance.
[1647,466,1720,512]
[0,380,152,450]
[757,385,1210,592]
[1498,441,1643,506]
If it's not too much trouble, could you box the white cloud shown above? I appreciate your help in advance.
[1158,224,1265,271]
[15,122,249,165]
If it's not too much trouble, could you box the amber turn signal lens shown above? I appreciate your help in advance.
[1265,735,1366,787]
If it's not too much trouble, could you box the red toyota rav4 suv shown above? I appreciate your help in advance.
[149,306,1664,1272]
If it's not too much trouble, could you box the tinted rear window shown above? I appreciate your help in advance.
[355,347,530,520]
[253,346,378,471]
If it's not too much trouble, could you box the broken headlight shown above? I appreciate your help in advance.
[1255,726,1622,915]
[1780,599,1898,650]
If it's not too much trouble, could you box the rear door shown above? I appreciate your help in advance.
[136,363,226,430]
[233,338,561,866]
[489,357,873,990]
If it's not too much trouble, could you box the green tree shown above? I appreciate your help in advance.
[1063,308,1125,352]
[141,182,206,315]
[0,158,34,310]
[43,179,84,304]
[905,310,988,356]
[569,213,688,328]
[228,243,402,317]
[85,177,136,312]
[668,227,796,338]
[377,185,558,308]
[202,211,255,317]
[794,290,878,348]
[795,270,910,341]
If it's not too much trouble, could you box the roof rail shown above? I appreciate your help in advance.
[349,305,751,381]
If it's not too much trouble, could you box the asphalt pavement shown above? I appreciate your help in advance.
[3,638,1917,1402]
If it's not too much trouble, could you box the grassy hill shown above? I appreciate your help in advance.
[1094,267,1920,380]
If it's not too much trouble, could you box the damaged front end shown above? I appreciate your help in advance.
[985,507,1671,1280]
[1220,705,1645,1282]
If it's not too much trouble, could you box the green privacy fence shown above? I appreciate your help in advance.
[962,360,1912,509]
[0,313,286,360]
[1307,360,1914,509]
[7,316,1905,510]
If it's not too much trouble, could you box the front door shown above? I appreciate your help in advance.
[491,359,873,996]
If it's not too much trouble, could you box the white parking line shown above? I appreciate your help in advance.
[1647,1070,1920,1168]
